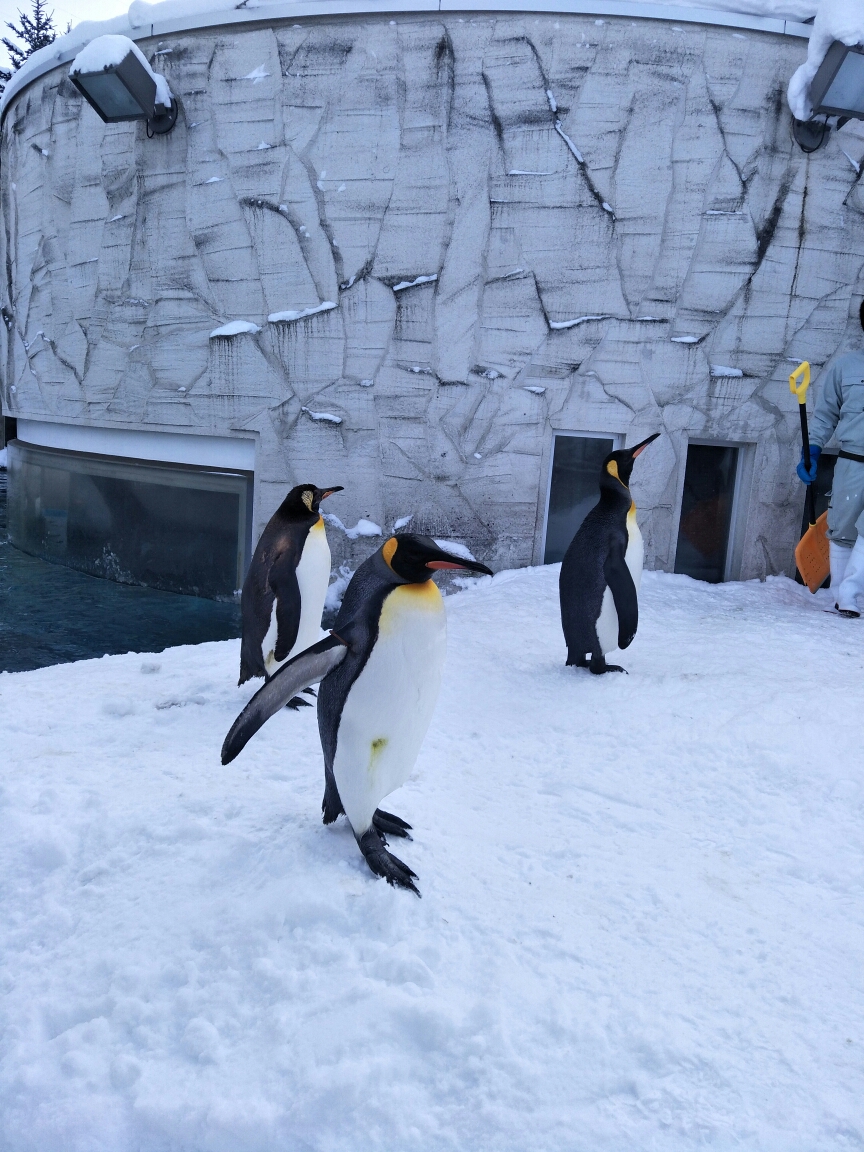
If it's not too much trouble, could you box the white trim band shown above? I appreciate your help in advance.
[16,419,256,471]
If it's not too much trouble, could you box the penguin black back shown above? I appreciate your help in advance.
[559,434,659,673]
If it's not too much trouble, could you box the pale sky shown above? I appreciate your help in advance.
[0,0,127,69]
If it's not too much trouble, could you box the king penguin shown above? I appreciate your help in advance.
[238,484,344,705]
[222,534,492,894]
[559,433,659,674]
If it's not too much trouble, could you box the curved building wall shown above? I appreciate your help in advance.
[1,9,862,579]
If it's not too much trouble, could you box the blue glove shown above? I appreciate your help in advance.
[796,444,821,484]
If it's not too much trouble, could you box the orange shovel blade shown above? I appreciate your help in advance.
[795,510,829,593]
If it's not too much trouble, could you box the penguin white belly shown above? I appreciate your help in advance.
[596,507,644,654]
[333,581,446,836]
[263,519,331,674]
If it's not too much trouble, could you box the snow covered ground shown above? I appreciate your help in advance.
[1,565,862,1151]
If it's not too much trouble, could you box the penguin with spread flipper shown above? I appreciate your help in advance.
[559,434,659,674]
[222,534,492,894]
[239,484,343,709]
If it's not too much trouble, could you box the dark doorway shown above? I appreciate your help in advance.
[544,434,615,564]
[674,444,739,583]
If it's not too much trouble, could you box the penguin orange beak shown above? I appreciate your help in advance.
[318,486,344,500]
[630,432,660,459]
[426,554,493,575]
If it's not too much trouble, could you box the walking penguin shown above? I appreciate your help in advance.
[222,534,492,894]
[238,484,343,704]
[559,434,659,674]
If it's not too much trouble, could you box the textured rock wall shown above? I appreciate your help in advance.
[3,12,864,576]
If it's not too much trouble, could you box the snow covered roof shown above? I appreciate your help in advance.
[0,0,814,121]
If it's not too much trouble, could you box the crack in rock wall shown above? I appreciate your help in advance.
[3,14,864,578]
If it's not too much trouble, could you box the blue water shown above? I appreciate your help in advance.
[0,470,241,674]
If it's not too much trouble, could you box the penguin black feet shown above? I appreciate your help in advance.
[302,687,317,697]
[358,827,420,896]
[373,809,413,841]
[589,657,627,675]
[566,652,627,675]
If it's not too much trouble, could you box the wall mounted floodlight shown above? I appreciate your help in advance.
[70,35,177,136]
[793,40,864,153]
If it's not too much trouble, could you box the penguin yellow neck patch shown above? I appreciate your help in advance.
[382,537,398,570]
[607,460,629,489]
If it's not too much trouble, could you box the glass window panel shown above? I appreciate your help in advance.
[77,71,149,119]
[7,442,250,599]
[544,434,614,564]
[674,444,739,583]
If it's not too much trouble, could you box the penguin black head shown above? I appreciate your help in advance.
[380,534,493,583]
[279,483,344,518]
[601,433,660,490]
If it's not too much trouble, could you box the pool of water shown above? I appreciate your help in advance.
[0,470,241,674]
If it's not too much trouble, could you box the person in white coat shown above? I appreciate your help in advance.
[797,303,864,616]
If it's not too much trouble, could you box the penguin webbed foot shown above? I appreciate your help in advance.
[302,687,317,697]
[285,695,314,710]
[358,828,420,896]
[590,656,627,675]
[372,808,413,841]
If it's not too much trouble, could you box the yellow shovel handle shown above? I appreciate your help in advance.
[789,361,810,404]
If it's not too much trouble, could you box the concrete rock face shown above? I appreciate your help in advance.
[3,13,864,577]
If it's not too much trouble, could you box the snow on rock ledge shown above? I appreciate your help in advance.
[268,302,337,324]
[300,407,342,425]
[209,320,261,338]
[788,0,864,120]
[324,514,382,539]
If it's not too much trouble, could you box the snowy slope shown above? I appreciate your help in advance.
[0,566,862,1151]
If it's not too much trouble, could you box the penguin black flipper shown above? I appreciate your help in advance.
[222,634,350,765]
[603,539,639,650]
[269,550,303,664]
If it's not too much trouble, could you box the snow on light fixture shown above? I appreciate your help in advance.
[70,35,177,136]
[792,40,864,152]
[788,0,864,154]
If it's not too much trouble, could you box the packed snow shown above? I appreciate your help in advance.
[69,34,148,75]
[208,320,261,338]
[300,407,342,425]
[322,513,382,539]
[788,0,864,119]
[392,275,438,292]
[268,302,337,324]
[550,315,610,329]
[1,565,861,1150]
[433,538,477,561]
